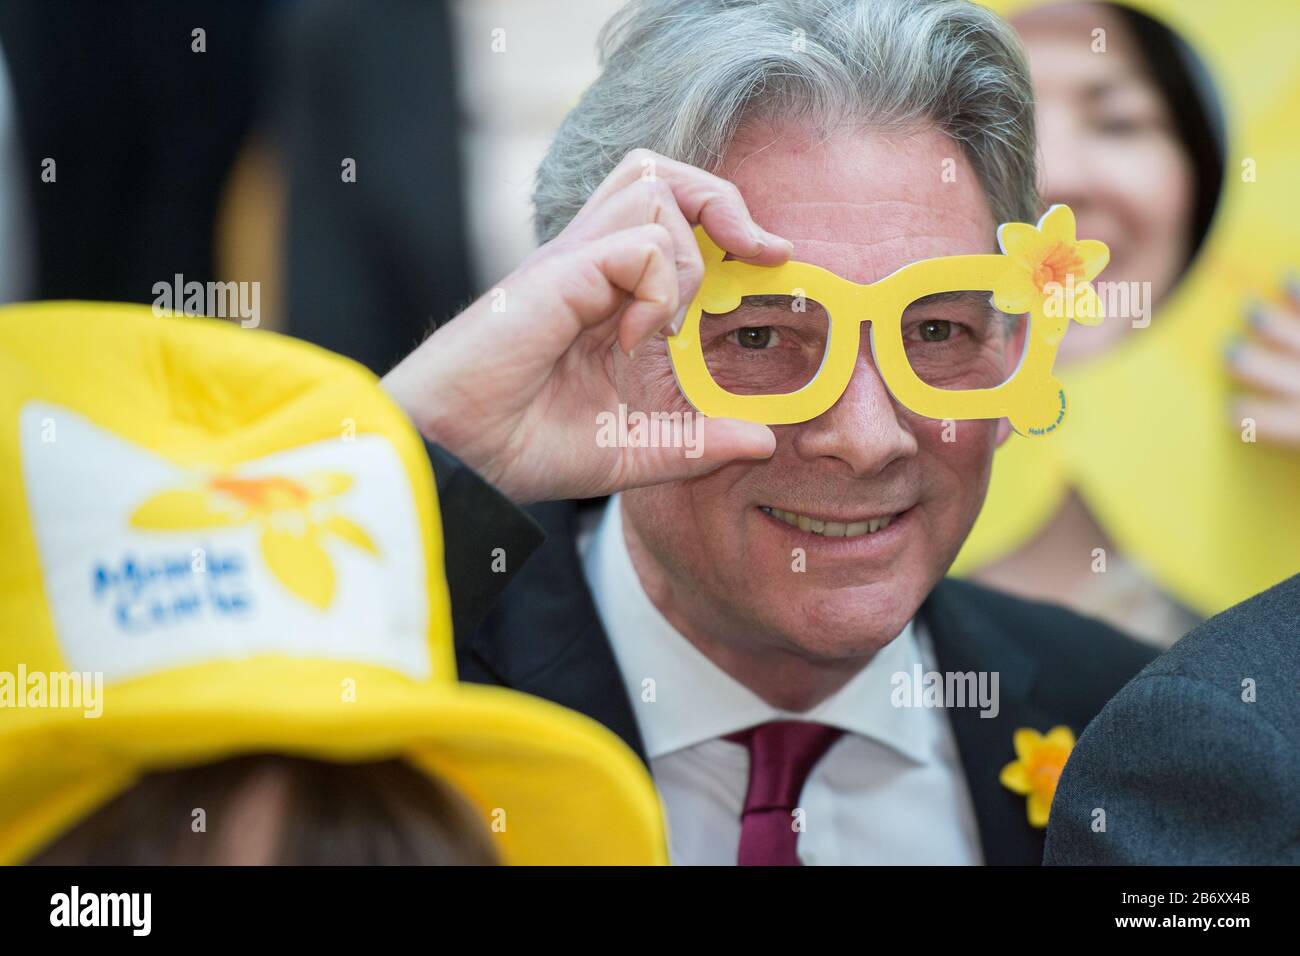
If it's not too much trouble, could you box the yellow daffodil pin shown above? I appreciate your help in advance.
[1000,725,1077,828]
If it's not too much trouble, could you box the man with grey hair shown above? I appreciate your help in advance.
[386,0,1154,865]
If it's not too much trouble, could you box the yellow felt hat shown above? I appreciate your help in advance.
[0,301,667,866]
[954,0,1300,615]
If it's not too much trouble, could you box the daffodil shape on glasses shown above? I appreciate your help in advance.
[667,203,1110,436]
[994,204,1110,324]
[130,471,379,609]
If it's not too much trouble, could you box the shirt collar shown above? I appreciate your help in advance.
[581,495,934,765]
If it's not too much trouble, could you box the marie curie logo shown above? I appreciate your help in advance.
[128,471,380,610]
[22,405,431,684]
[93,548,251,633]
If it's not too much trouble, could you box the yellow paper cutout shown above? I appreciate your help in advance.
[668,205,1108,436]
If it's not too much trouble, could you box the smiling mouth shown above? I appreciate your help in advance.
[758,505,903,538]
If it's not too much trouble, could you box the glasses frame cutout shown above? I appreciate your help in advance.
[667,205,1109,437]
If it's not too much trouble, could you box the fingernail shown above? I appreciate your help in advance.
[1285,271,1300,303]
[754,225,795,255]
[748,224,768,255]
[742,423,777,457]
[667,305,687,337]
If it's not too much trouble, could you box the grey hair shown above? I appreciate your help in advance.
[533,0,1039,242]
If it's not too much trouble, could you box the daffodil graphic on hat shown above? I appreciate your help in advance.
[994,204,1110,336]
[130,471,379,609]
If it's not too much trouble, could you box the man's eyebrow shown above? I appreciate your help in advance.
[726,291,1002,315]
[733,294,826,310]
[903,290,997,310]
[737,294,793,307]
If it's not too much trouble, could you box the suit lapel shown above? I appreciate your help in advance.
[922,580,1054,865]
[465,500,649,764]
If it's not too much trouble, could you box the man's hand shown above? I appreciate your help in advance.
[1228,277,1300,447]
[382,149,793,503]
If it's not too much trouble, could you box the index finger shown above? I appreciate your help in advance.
[573,148,794,266]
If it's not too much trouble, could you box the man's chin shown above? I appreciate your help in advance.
[758,586,924,660]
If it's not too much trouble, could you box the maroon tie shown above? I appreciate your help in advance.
[725,721,845,866]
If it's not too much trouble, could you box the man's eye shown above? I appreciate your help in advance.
[732,326,779,349]
[918,319,952,342]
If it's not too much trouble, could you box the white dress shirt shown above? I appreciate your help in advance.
[580,495,984,865]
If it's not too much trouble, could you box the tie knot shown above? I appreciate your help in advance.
[726,720,844,813]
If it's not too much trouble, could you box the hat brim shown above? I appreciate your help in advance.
[0,658,667,866]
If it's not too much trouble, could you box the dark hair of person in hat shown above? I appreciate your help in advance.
[26,755,500,866]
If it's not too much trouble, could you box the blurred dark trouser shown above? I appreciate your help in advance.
[0,0,267,303]
[271,0,474,374]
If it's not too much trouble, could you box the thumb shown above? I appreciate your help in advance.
[614,416,776,491]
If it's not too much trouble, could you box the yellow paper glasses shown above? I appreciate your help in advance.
[667,204,1109,436]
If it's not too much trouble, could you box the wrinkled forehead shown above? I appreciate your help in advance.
[719,120,999,284]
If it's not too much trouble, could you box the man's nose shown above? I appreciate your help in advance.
[790,345,917,477]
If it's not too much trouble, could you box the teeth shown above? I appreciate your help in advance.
[761,507,896,538]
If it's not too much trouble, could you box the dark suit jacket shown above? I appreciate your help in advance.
[429,445,1157,866]
[1045,573,1300,865]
